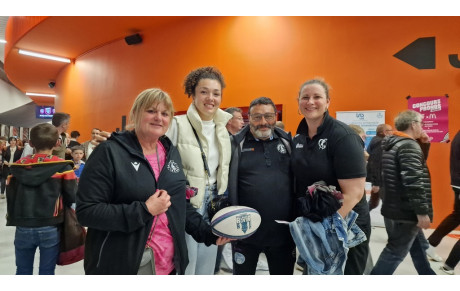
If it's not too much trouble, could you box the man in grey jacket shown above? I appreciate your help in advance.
[371,110,435,275]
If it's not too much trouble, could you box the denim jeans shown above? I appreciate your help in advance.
[371,218,435,275]
[14,226,60,275]
[184,183,218,275]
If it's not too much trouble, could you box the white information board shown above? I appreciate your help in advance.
[336,110,386,149]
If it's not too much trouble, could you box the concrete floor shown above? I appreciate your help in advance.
[0,196,458,275]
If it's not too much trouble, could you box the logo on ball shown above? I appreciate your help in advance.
[236,213,252,234]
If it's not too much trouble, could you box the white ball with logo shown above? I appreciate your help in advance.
[210,206,261,239]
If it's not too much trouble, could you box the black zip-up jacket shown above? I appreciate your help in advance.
[6,155,76,227]
[380,133,433,221]
[76,130,218,275]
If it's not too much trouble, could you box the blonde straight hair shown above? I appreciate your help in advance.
[129,88,175,132]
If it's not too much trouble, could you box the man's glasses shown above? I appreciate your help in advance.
[250,113,276,122]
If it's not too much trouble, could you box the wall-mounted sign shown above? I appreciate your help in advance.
[336,110,386,149]
[408,96,449,143]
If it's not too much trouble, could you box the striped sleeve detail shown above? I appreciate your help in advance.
[52,169,77,180]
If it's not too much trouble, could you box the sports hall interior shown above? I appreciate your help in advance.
[0,16,459,275]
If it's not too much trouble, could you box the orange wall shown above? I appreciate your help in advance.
[55,16,460,228]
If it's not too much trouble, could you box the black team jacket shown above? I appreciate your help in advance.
[76,130,217,275]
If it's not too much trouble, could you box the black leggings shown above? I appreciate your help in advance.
[445,240,460,269]
[1,165,9,194]
[428,187,460,247]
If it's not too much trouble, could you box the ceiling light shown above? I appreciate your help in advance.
[18,49,71,63]
[0,40,6,44]
[26,92,57,98]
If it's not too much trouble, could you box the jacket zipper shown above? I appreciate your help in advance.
[96,231,111,268]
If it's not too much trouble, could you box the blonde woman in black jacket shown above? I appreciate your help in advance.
[76,88,230,275]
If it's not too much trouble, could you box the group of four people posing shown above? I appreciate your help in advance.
[74,66,371,275]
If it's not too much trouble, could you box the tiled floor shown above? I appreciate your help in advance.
[0,197,458,275]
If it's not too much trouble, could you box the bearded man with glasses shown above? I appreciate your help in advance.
[227,97,296,275]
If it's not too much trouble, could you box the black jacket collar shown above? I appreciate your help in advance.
[109,130,172,159]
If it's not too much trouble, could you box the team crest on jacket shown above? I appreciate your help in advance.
[277,143,287,154]
[167,160,180,173]
[318,138,327,150]
[236,213,252,234]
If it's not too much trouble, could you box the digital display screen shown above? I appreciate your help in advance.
[36,106,55,119]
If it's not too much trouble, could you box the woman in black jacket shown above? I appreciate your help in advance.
[76,88,230,275]
[1,136,23,197]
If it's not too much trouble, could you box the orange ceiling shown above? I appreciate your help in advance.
[4,16,185,105]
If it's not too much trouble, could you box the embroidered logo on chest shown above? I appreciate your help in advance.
[131,162,140,171]
[277,143,287,154]
[318,138,328,150]
[167,160,180,173]
[295,143,304,149]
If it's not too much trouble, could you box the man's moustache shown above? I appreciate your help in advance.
[256,125,271,130]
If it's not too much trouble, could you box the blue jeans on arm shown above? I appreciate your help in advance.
[14,226,60,275]
[371,218,435,275]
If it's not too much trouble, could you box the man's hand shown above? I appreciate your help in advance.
[91,131,111,146]
[145,189,171,216]
[371,186,380,193]
[419,131,430,143]
[416,214,431,229]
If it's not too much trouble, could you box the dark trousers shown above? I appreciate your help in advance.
[345,238,370,275]
[445,240,460,269]
[427,187,460,247]
[214,245,224,273]
[371,218,435,275]
[345,192,371,275]
[231,241,295,275]
[1,165,9,194]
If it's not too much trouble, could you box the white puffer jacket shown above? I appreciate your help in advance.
[166,103,232,209]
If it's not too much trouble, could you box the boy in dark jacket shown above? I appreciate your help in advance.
[6,123,77,275]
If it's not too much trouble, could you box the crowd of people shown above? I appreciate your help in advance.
[1,66,459,275]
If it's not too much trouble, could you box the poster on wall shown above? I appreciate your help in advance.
[408,96,449,143]
[336,110,386,149]
[11,126,19,138]
[22,128,29,141]
[4,125,9,138]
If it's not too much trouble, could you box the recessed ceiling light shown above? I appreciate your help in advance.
[19,49,71,63]
[0,40,6,44]
[26,92,57,98]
